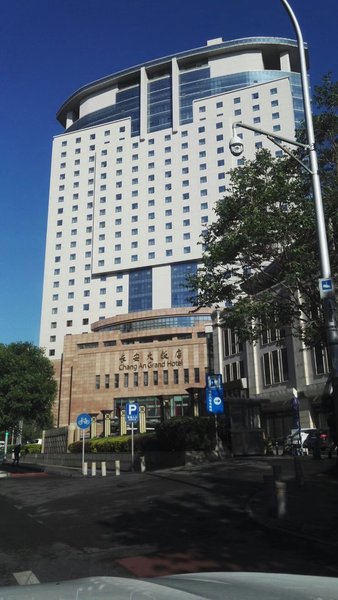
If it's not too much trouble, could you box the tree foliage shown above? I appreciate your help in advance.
[190,74,338,348]
[0,342,57,432]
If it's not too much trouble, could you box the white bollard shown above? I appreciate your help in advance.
[83,462,88,476]
[275,481,287,518]
[140,456,146,473]
[91,462,96,476]
[115,459,120,476]
[101,461,107,477]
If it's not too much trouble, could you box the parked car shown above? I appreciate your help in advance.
[303,429,330,452]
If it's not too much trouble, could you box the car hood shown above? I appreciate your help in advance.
[0,572,337,599]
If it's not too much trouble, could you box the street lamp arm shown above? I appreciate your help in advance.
[232,121,310,150]
[265,135,313,175]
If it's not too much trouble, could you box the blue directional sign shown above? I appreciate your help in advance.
[206,374,224,414]
[126,401,139,424]
[319,278,334,298]
[76,413,91,430]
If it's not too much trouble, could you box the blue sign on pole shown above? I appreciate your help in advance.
[206,374,224,414]
[319,278,334,298]
[126,402,139,424]
[76,413,91,430]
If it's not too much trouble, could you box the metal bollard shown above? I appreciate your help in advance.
[115,460,120,476]
[293,456,304,486]
[91,462,96,476]
[101,461,107,477]
[275,481,287,518]
[140,456,146,473]
[83,462,88,476]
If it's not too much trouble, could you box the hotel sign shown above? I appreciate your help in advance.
[119,349,183,371]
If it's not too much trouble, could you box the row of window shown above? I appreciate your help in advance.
[95,367,201,389]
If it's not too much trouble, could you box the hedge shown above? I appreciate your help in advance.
[21,443,42,455]
[68,433,156,453]
[68,416,229,453]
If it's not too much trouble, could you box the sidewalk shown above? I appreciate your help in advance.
[248,455,338,547]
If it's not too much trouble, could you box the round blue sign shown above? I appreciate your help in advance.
[76,413,91,429]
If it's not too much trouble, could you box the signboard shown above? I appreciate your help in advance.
[76,413,91,430]
[319,278,334,299]
[126,402,139,424]
[206,374,224,414]
[76,413,91,476]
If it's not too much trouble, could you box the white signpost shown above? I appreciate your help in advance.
[125,402,139,472]
[76,413,91,475]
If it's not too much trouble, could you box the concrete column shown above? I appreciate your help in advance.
[280,51,291,71]
[171,58,179,133]
[100,410,112,438]
[140,66,148,140]
[139,406,146,433]
[89,414,98,439]
[120,410,127,435]
[66,111,75,128]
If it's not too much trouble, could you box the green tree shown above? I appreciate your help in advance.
[0,342,57,433]
[190,75,338,349]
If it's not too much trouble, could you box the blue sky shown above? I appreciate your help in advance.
[1,0,337,346]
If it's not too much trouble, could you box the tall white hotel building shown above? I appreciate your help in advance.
[40,36,305,362]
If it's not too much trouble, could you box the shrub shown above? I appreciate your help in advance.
[155,416,217,451]
[21,443,42,455]
[68,433,157,453]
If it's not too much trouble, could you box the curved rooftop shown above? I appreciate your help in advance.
[56,37,307,128]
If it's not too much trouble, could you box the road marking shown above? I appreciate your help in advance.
[13,571,40,585]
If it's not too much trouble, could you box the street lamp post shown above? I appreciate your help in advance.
[229,0,338,442]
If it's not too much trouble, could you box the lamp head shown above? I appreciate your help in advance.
[229,134,244,157]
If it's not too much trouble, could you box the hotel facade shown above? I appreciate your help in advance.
[40,36,328,436]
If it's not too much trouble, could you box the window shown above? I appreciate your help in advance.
[143,372,148,386]
[114,374,119,388]
[95,375,100,390]
[153,371,158,385]
[173,369,179,384]
[194,368,200,383]
[252,104,260,111]
[124,373,129,388]
[252,92,259,99]
[272,112,280,120]
[270,87,278,95]
[105,374,110,389]
[262,349,289,385]
[234,97,241,104]
[133,372,138,387]
[184,369,189,384]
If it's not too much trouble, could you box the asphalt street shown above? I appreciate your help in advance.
[0,459,337,587]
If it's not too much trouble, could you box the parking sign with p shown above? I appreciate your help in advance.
[126,401,139,424]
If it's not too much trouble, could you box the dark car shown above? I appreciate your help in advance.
[303,429,330,452]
